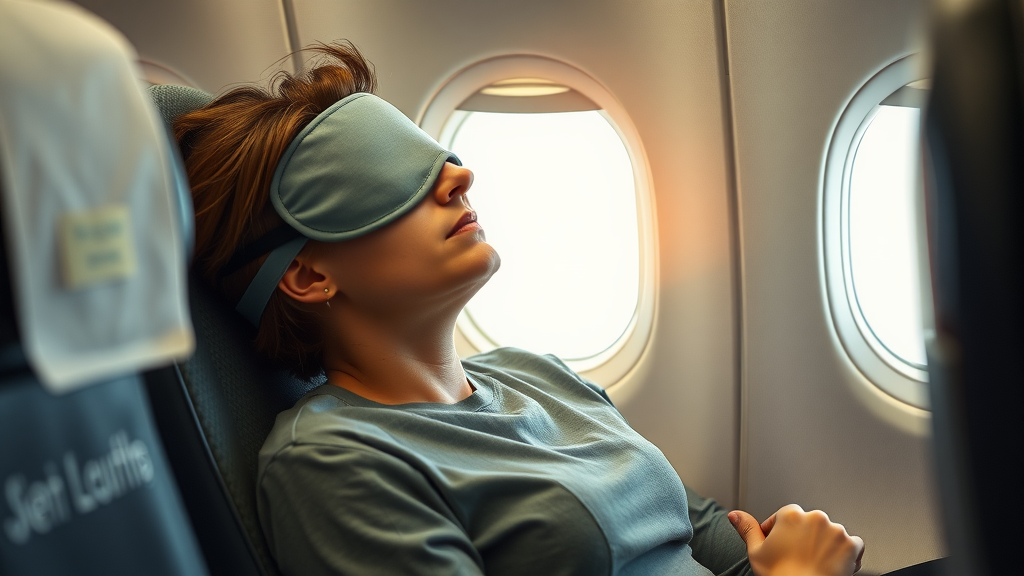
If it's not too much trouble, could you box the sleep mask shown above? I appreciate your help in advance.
[226,92,461,326]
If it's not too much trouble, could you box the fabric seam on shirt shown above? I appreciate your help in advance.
[258,441,485,572]
[311,427,481,535]
[259,440,477,543]
[288,391,353,439]
[552,477,615,576]
[289,398,309,442]
[469,371,496,412]
[261,442,613,574]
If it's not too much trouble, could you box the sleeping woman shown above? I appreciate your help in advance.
[174,42,866,576]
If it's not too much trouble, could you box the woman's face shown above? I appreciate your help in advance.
[310,162,500,318]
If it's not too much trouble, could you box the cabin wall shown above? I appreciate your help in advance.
[725,0,944,573]
[73,0,294,90]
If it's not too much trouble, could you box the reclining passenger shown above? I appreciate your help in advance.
[174,41,865,576]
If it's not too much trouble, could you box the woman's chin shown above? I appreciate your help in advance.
[454,244,501,298]
[476,243,501,282]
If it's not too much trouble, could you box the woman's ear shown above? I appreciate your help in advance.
[278,257,331,304]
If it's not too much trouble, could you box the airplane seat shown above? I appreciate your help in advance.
[924,0,1024,574]
[143,84,321,576]
[0,1,207,574]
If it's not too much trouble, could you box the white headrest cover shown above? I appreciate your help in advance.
[0,0,194,392]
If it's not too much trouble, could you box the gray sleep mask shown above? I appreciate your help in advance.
[230,93,460,326]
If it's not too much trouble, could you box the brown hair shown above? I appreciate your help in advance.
[175,41,376,380]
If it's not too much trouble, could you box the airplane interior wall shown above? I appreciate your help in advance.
[726,0,944,573]
[67,0,945,573]
[74,0,295,89]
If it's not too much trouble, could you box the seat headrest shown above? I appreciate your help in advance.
[148,84,215,135]
[147,84,211,260]
[147,87,213,244]
[0,0,194,392]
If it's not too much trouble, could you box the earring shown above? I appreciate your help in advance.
[324,287,331,308]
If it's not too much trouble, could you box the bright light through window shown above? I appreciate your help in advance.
[448,111,639,360]
[848,105,926,367]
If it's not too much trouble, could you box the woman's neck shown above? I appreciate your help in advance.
[320,306,473,405]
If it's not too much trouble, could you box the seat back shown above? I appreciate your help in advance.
[0,2,206,574]
[0,352,207,576]
[144,84,321,576]
[148,280,322,576]
[924,0,1024,574]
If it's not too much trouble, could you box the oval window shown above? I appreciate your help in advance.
[419,57,656,384]
[848,102,926,369]
[447,107,639,360]
[823,55,932,409]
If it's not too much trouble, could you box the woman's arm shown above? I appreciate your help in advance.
[686,486,755,576]
[257,442,485,576]
[687,486,864,576]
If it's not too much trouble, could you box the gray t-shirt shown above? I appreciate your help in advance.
[257,348,752,576]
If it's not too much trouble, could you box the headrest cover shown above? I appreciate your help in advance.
[147,84,214,260]
[0,0,194,392]
[270,93,460,241]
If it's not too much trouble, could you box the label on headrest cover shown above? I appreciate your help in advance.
[59,205,137,290]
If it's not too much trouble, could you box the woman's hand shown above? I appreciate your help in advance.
[728,504,865,576]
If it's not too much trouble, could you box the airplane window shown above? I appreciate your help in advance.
[823,54,931,409]
[847,103,926,368]
[443,105,640,361]
[421,58,656,387]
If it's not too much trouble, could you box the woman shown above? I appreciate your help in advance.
[176,42,865,576]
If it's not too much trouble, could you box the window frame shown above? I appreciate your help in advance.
[418,55,658,387]
[822,53,932,409]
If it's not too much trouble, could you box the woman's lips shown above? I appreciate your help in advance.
[448,211,480,238]
[451,221,482,237]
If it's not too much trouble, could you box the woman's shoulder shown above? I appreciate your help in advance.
[258,386,388,465]
[464,346,571,373]
[463,347,613,407]
[464,347,577,384]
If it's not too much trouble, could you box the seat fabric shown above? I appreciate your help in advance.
[161,279,320,576]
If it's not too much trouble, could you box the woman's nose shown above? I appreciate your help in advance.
[433,162,474,205]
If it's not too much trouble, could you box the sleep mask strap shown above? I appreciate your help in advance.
[222,225,304,277]
[235,237,307,327]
